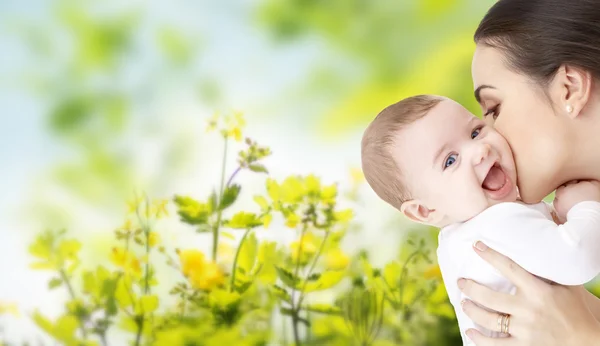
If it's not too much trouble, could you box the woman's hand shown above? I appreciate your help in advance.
[458,242,600,345]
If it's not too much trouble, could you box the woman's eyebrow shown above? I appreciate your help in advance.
[474,85,495,103]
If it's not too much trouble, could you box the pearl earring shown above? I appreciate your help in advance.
[566,104,573,113]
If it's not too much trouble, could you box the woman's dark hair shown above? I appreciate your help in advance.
[474,0,600,86]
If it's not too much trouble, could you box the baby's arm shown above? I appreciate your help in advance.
[471,186,600,285]
[553,180,600,223]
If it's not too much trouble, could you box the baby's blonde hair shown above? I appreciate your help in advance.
[361,95,444,210]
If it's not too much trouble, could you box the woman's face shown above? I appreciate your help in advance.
[471,45,572,203]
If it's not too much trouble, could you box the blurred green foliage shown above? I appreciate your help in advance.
[1,117,459,345]
[257,0,493,134]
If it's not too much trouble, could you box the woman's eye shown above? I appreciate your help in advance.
[471,127,482,139]
[444,154,457,169]
[484,105,499,120]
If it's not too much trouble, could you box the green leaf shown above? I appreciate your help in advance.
[249,164,268,174]
[280,307,294,316]
[257,241,278,284]
[275,267,300,289]
[234,281,253,295]
[54,315,79,342]
[106,296,118,316]
[302,303,341,315]
[306,273,321,281]
[220,184,241,210]
[221,231,236,240]
[225,212,262,229]
[32,311,55,337]
[271,285,291,303]
[383,261,402,287]
[115,277,135,308]
[82,271,95,296]
[196,224,212,233]
[48,277,63,290]
[303,270,345,292]
[238,232,258,274]
[138,295,159,314]
[173,195,212,225]
[208,191,218,212]
[297,316,311,327]
[253,196,269,211]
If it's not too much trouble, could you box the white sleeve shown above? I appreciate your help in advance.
[471,201,600,285]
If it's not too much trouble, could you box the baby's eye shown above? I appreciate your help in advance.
[444,154,457,169]
[471,127,482,139]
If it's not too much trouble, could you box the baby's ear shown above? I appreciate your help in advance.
[400,200,439,225]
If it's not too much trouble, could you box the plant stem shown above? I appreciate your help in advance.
[59,268,88,340]
[229,228,251,292]
[398,249,420,313]
[134,316,143,346]
[226,166,242,187]
[212,138,229,261]
[297,231,329,309]
[291,314,301,346]
[290,225,307,346]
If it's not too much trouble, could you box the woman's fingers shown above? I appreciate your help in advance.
[461,300,506,333]
[458,278,516,313]
[472,242,538,290]
[466,329,514,346]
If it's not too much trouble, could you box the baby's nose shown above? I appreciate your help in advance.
[474,143,491,165]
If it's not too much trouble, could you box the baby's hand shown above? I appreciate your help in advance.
[553,180,600,221]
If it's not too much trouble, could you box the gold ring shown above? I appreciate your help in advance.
[502,314,511,334]
[497,313,504,333]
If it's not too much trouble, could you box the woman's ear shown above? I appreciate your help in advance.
[400,200,441,225]
[551,64,592,118]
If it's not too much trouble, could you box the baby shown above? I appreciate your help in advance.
[360,95,600,345]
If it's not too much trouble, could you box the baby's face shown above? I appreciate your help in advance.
[395,98,518,224]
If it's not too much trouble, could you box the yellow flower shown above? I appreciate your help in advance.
[325,248,350,270]
[423,265,442,280]
[305,175,321,195]
[261,214,272,229]
[110,248,141,276]
[285,213,300,228]
[120,219,134,233]
[178,249,205,277]
[321,184,337,204]
[189,261,225,291]
[334,209,353,223]
[178,249,225,291]
[148,232,160,247]
[228,127,242,142]
[233,110,246,128]
[153,199,169,218]
[290,233,318,263]
[127,195,143,214]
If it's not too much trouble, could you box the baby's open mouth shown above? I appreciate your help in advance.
[482,162,508,192]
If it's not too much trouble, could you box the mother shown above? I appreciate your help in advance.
[461,0,600,344]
